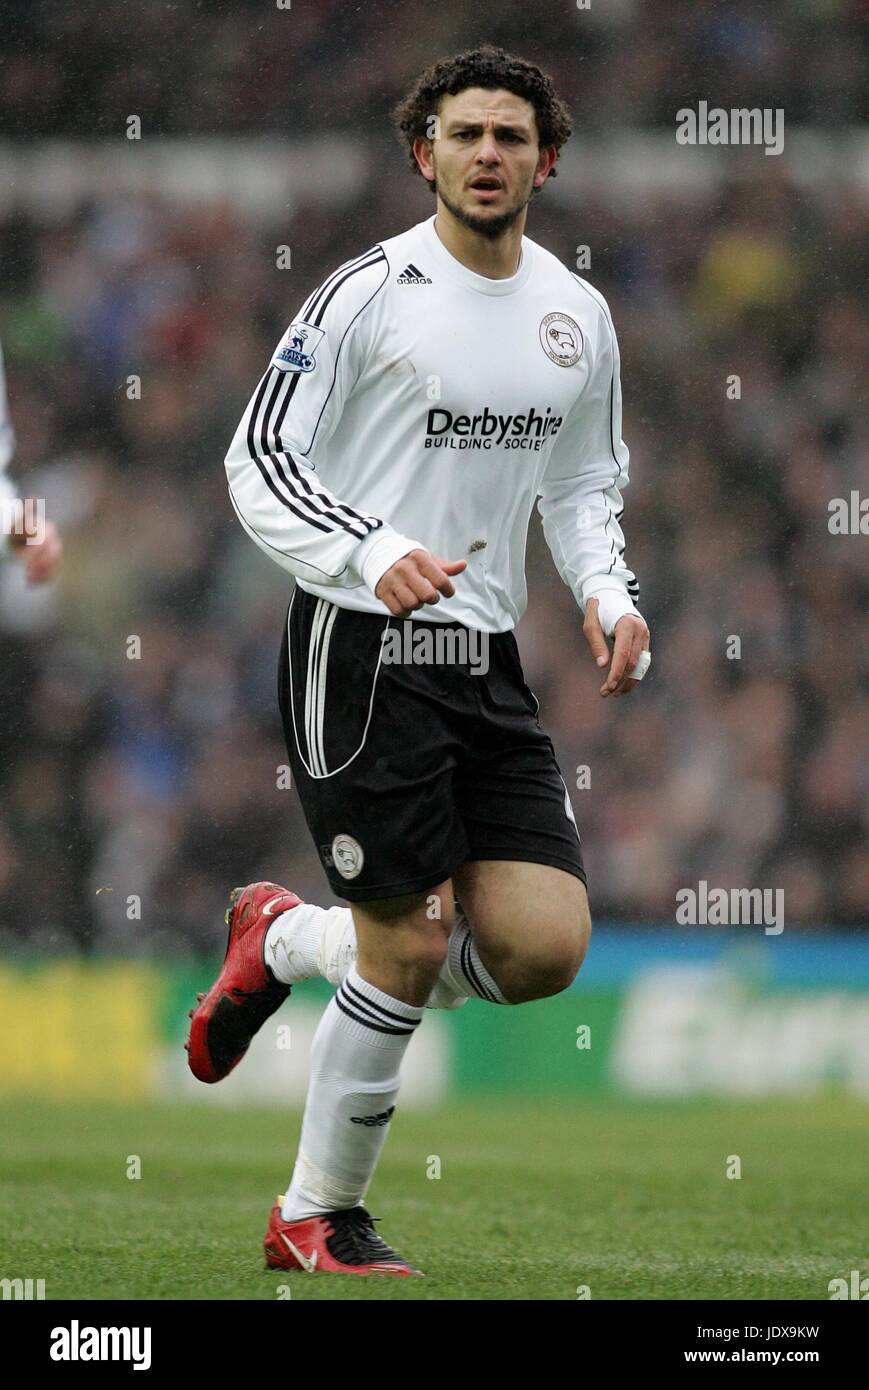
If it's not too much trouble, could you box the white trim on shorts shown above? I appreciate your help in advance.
[288,588,391,780]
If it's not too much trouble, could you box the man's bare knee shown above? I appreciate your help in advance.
[490,899,591,1003]
[352,882,454,1005]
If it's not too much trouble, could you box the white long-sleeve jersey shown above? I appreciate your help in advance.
[225,213,641,634]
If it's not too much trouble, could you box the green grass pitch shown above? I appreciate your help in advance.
[2,1095,866,1300]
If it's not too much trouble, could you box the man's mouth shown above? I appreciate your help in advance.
[469,177,503,198]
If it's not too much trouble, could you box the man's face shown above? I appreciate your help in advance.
[415,87,555,240]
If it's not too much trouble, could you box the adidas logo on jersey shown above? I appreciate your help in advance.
[397,263,432,284]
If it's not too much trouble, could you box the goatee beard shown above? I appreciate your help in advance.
[436,182,530,241]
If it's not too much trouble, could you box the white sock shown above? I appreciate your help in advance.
[435,911,510,1005]
[264,903,352,985]
[265,902,509,1006]
[281,965,423,1221]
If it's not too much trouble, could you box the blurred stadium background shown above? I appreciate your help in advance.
[1,0,868,1299]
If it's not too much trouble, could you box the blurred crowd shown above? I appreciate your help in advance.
[0,0,865,136]
[0,5,867,952]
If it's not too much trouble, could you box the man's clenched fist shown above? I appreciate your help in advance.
[375,549,467,618]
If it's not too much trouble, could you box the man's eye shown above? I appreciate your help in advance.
[455,131,475,140]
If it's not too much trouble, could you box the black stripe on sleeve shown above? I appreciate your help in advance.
[302,246,385,324]
[252,371,374,540]
[243,250,389,538]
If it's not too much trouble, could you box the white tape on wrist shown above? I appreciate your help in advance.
[632,650,651,681]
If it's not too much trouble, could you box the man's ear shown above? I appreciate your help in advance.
[412,136,435,184]
[534,146,558,187]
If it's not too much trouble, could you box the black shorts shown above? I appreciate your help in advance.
[277,586,586,903]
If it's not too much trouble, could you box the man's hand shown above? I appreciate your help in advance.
[583,597,650,698]
[375,549,467,618]
[10,521,63,584]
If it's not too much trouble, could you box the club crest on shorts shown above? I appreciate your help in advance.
[272,321,325,374]
[540,312,583,367]
[332,833,364,880]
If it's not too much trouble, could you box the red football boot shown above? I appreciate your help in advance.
[264,1199,424,1277]
[186,882,301,1084]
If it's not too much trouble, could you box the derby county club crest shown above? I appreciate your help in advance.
[539,312,583,367]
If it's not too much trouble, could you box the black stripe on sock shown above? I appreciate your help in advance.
[335,993,417,1037]
[461,933,498,1002]
[343,977,421,1027]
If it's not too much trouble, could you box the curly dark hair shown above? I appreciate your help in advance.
[392,45,573,188]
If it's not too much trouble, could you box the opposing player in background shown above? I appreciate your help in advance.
[0,339,62,581]
[188,46,650,1277]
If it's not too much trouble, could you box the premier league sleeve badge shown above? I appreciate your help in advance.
[271,321,326,373]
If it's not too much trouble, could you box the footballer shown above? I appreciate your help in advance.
[0,338,62,581]
[187,45,650,1277]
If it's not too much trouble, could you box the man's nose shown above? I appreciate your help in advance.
[476,128,501,163]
